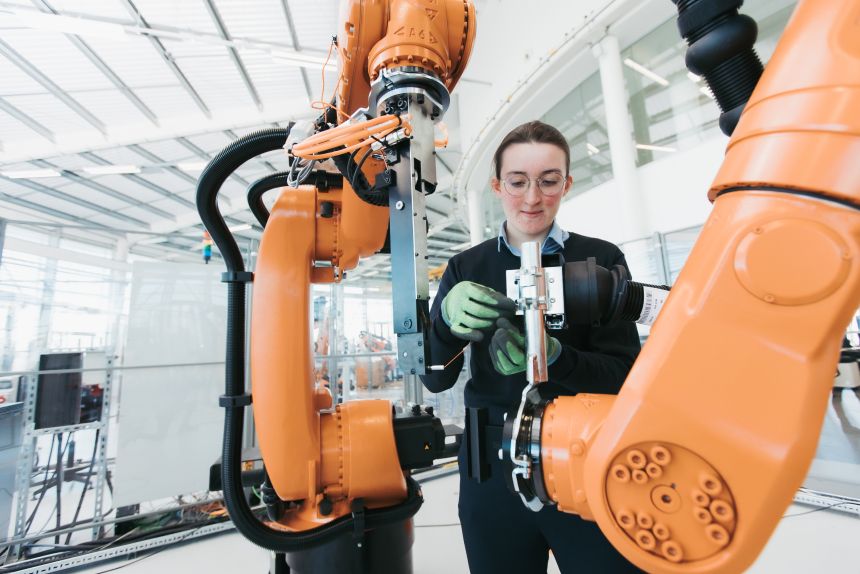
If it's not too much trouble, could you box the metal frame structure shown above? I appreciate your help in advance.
[8,353,114,560]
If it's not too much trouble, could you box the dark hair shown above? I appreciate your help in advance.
[492,120,570,179]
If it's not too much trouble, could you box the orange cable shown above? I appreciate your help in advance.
[310,40,348,122]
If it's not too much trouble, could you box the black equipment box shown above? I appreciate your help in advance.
[35,352,82,430]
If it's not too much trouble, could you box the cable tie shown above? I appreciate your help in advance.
[221,271,254,284]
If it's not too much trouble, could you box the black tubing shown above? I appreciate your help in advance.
[331,153,389,207]
[563,259,670,326]
[197,127,424,553]
[671,0,763,136]
[617,282,672,323]
[197,127,293,271]
[247,170,345,228]
[247,171,292,228]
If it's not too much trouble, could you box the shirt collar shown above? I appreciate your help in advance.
[497,220,569,256]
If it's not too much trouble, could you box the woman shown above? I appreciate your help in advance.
[421,120,642,573]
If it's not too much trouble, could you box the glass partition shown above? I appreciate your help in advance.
[622,1,798,167]
[542,72,613,197]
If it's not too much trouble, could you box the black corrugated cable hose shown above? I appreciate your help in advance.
[247,170,344,228]
[670,0,763,136]
[246,171,292,228]
[196,128,424,553]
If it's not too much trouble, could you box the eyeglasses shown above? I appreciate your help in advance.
[501,173,566,197]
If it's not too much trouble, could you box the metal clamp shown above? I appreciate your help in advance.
[219,394,253,408]
[221,271,254,283]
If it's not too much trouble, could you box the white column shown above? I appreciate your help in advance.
[467,187,486,246]
[108,238,129,355]
[31,232,59,362]
[593,35,648,242]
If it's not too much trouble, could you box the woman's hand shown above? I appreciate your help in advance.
[489,317,561,375]
[441,281,517,342]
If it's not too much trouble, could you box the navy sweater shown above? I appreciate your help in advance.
[420,232,641,424]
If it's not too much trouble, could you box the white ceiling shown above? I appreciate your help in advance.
[0,0,470,271]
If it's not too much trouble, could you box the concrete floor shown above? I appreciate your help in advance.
[16,387,860,573]
[69,472,860,574]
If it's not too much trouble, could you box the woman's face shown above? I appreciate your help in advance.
[491,142,572,241]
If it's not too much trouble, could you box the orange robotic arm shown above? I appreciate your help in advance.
[250,0,474,531]
[497,1,860,572]
[196,0,475,563]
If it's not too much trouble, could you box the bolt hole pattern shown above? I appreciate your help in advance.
[606,443,736,564]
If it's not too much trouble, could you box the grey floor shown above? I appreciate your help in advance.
[70,471,860,574]
[23,386,860,574]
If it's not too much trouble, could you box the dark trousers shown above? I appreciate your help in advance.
[458,464,642,574]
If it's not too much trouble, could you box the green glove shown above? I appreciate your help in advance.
[489,317,561,376]
[441,281,517,342]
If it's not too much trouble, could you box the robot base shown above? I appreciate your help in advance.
[276,517,414,574]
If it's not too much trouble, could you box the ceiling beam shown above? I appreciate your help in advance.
[31,0,161,128]
[0,96,55,143]
[202,0,264,112]
[79,151,195,210]
[0,37,107,135]
[120,0,212,119]
[0,191,110,228]
[279,0,314,102]
[0,110,302,164]
[1,175,148,227]
[128,144,198,186]
[33,158,174,220]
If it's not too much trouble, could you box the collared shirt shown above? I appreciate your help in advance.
[497,220,570,256]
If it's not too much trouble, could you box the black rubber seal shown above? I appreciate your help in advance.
[714,185,860,211]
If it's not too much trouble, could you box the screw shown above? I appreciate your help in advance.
[402,351,409,357]
[395,201,404,210]
[404,319,413,329]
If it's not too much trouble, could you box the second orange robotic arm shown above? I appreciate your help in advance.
[501,1,860,572]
